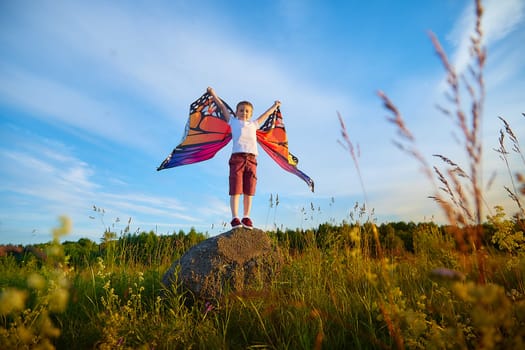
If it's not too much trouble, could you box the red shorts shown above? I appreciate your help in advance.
[229,153,257,195]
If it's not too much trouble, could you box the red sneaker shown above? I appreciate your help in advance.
[241,217,253,230]
[231,218,242,229]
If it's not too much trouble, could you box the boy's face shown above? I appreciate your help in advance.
[236,104,253,121]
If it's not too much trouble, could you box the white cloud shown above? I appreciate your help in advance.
[0,134,202,242]
[448,0,524,75]
[0,65,158,153]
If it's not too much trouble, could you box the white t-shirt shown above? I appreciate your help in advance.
[229,117,259,155]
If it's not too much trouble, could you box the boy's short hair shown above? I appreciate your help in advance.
[236,101,253,111]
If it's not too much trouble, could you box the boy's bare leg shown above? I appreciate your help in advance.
[243,195,252,218]
[230,194,240,218]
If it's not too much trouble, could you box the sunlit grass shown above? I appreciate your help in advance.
[1,213,525,348]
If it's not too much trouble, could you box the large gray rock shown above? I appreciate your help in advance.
[162,228,283,300]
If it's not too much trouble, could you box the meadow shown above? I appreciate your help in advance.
[2,0,525,348]
[1,212,525,349]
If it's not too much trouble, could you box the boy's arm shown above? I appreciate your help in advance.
[207,87,232,122]
[255,100,281,125]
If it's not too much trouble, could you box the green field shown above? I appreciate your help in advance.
[1,216,525,349]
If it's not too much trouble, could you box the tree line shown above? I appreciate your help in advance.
[1,218,523,268]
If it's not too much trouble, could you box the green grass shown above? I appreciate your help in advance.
[2,220,525,349]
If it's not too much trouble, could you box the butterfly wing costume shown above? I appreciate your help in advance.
[157,91,314,192]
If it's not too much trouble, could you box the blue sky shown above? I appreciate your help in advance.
[1,0,524,245]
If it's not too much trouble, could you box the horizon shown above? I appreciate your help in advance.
[1,0,524,245]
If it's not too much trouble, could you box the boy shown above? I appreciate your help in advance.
[207,87,281,230]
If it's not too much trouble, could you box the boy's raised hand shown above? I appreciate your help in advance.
[207,86,216,97]
[206,87,231,121]
[207,87,220,104]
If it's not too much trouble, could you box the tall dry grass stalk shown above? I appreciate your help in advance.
[378,0,488,253]
[338,114,383,259]
[495,115,525,221]
[373,0,498,289]
[337,112,369,208]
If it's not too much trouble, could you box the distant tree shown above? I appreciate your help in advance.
[378,223,406,255]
